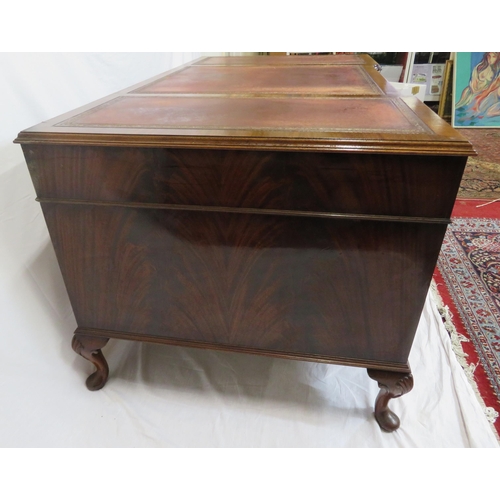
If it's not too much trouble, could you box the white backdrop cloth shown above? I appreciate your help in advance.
[0,53,498,447]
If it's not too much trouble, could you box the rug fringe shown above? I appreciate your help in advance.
[430,280,500,435]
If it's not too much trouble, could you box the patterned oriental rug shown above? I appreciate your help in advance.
[433,199,500,437]
[459,129,500,200]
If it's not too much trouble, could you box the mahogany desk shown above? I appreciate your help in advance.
[16,54,474,431]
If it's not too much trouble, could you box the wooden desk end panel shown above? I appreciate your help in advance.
[25,145,466,219]
[40,201,446,371]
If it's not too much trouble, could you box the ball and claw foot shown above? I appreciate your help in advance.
[367,369,414,432]
[71,334,110,391]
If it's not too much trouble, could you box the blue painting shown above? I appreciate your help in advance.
[453,52,500,127]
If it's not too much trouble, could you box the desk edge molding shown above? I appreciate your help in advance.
[75,326,412,373]
[15,131,476,156]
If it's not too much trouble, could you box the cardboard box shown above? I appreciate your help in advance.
[389,82,426,101]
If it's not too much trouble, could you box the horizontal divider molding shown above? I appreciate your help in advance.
[37,198,450,225]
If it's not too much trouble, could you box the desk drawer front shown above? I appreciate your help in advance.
[25,145,465,219]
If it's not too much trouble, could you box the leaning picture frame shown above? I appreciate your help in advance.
[438,59,453,122]
[453,52,500,127]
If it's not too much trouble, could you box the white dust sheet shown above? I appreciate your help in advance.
[0,53,498,447]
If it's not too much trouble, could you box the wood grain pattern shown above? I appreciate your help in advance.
[42,203,446,366]
[24,145,466,219]
[15,130,475,156]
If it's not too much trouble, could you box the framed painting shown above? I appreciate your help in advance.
[453,52,500,127]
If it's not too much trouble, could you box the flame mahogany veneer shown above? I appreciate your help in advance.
[16,54,474,432]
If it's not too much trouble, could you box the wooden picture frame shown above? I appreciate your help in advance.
[438,59,453,122]
[453,52,500,127]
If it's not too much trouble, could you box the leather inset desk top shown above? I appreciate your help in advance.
[55,96,430,134]
[16,55,474,155]
[133,65,383,96]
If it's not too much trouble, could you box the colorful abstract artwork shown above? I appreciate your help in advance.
[453,52,500,127]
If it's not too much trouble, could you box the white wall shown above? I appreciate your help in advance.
[0,53,209,173]
[0,52,207,361]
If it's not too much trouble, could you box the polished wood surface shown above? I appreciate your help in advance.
[42,204,446,369]
[368,369,415,432]
[24,146,466,218]
[17,55,473,431]
[71,334,109,391]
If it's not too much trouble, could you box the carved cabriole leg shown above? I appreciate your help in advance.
[367,369,414,432]
[71,334,110,391]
